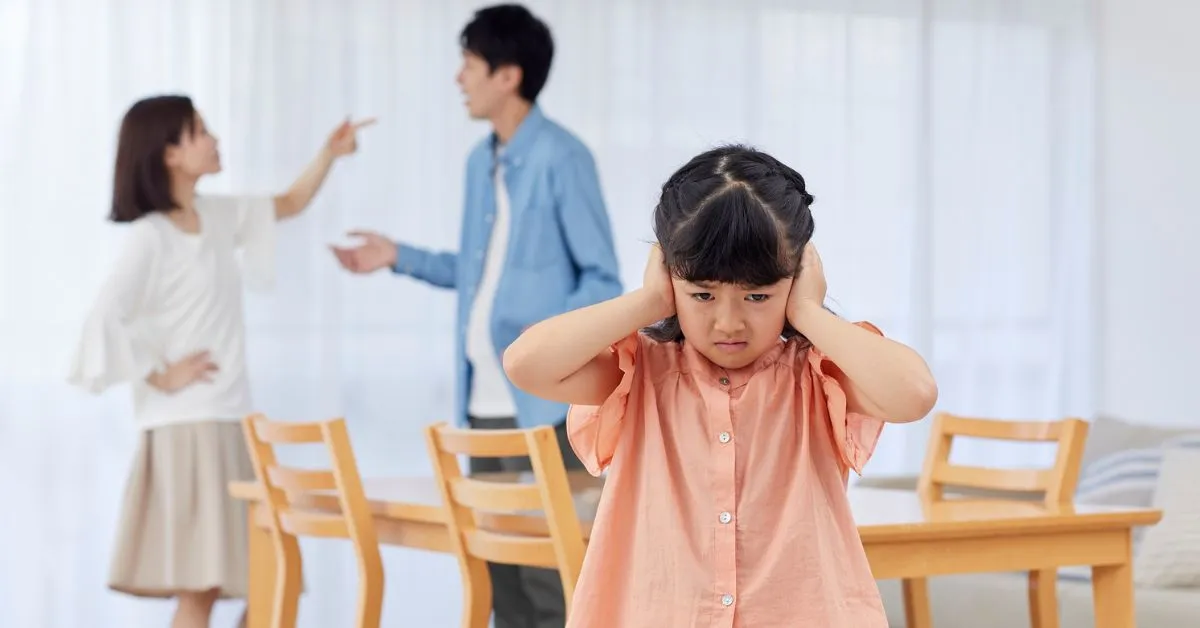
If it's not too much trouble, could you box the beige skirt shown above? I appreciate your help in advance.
[108,420,254,599]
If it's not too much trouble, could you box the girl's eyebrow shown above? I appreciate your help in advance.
[742,281,789,291]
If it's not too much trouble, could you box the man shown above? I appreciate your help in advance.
[331,5,622,626]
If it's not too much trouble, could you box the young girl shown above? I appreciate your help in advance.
[67,94,372,628]
[503,144,938,627]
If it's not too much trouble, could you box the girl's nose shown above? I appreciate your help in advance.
[712,304,747,335]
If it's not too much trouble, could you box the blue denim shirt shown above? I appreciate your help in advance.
[391,106,623,428]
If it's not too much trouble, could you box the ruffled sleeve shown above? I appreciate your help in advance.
[67,221,163,394]
[231,196,277,292]
[565,332,641,476]
[807,321,887,476]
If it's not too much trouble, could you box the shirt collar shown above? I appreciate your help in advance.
[682,337,791,389]
[490,104,547,170]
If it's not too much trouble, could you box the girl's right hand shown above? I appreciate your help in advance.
[641,244,676,319]
[147,351,218,393]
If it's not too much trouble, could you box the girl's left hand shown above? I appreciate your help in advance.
[786,242,827,328]
[326,117,378,157]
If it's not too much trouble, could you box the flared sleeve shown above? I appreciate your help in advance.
[806,321,887,476]
[565,332,642,476]
[67,221,163,394]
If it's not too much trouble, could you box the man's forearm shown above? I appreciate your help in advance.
[392,243,458,289]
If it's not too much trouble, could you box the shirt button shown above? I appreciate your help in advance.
[721,594,734,607]
[718,431,731,444]
[719,511,732,524]
[719,377,730,386]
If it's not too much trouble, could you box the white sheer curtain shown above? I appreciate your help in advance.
[0,0,1095,625]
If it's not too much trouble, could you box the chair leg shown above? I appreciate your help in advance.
[902,577,933,628]
[1028,569,1059,628]
[271,535,303,628]
[462,558,493,628]
[355,563,385,628]
[247,508,277,628]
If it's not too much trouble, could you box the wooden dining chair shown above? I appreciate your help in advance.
[424,422,587,628]
[242,414,384,628]
[902,412,1089,628]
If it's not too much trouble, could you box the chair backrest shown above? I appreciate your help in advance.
[242,414,383,628]
[424,422,587,620]
[917,412,1090,506]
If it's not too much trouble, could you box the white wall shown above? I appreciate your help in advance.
[1098,0,1200,425]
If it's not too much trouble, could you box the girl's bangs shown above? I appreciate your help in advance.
[665,187,794,287]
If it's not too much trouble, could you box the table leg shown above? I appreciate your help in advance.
[1028,568,1059,628]
[1091,534,1135,628]
[247,503,277,628]
[901,577,933,628]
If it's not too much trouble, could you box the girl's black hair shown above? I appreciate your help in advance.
[110,94,197,223]
[644,144,816,343]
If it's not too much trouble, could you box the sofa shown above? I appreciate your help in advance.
[858,415,1200,627]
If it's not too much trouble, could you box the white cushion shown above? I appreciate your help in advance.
[1066,432,1200,583]
[1134,447,1200,588]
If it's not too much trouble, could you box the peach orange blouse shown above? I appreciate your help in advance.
[565,323,889,628]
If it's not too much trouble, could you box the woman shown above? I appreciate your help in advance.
[68,94,373,628]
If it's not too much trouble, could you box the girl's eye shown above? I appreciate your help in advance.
[746,294,770,302]
[690,293,713,302]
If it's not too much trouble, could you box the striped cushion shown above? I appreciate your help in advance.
[1075,433,1200,507]
[1075,447,1163,507]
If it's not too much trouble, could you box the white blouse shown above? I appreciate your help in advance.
[68,195,276,430]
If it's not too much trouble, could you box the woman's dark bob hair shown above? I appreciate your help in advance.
[110,94,197,223]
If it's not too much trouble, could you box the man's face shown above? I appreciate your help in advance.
[456,51,520,120]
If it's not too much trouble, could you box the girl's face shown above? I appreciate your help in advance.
[672,276,793,370]
[164,112,221,178]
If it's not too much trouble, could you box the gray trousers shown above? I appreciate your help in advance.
[467,416,584,628]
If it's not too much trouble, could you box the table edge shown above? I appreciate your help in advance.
[229,480,1162,537]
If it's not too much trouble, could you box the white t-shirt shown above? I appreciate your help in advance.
[465,159,518,419]
[68,195,276,430]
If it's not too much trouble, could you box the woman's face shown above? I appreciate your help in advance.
[165,111,221,178]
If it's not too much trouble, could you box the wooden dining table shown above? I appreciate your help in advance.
[229,472,1160,628]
